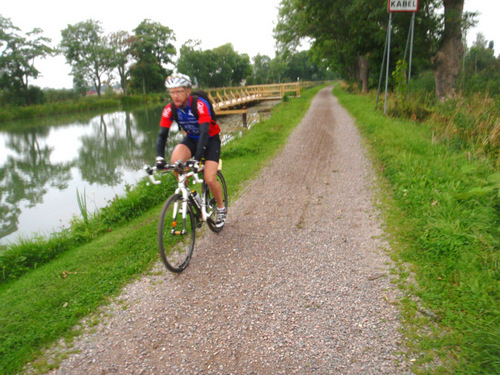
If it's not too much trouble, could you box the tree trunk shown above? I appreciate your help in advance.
[95,78,102,97]
[357,55,369,94]
[118,66,127,95]
[23,76,30,105]
[121,75,128,95]
[432,0,464,100]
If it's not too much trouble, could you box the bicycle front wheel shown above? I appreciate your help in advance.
[158,194,196,272]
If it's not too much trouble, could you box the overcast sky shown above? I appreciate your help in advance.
[2,0,498,89]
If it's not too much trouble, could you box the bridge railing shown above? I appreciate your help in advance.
[248,82,301,99]
[202,83,301,114]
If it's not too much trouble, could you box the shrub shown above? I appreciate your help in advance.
[43,88,80,103]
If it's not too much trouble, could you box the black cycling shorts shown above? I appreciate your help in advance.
[180,134,221,162]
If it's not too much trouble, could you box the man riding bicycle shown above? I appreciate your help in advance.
[155,73,227,228]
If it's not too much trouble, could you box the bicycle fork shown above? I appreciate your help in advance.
[171,199,189,236]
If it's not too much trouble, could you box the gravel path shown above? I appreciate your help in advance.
[35,87,410,374]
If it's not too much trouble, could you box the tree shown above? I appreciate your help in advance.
[128,19,176,94]
[269,57,288,83]
[274,0,389,92]
[465,33,496,74]
[108,31,133,95]
[210,44,251,87]
[0,15,53,105]
[232,52,252,87]
[274,0,473,99]
[460,33,499,95]
[432,0,465,100]
[251,54,272,84]
[283,50,328,82]
[177,42,251,87]
[60,20,114,96]
[177,40,216,87]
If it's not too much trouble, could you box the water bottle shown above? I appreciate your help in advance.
[192,191,202,207]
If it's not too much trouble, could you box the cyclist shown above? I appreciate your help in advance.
[155,73,227,228]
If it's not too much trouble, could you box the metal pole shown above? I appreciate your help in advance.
[384,13,392,115]
[376,25,389,110]
[407,12,415,100]
[404,15,411,63]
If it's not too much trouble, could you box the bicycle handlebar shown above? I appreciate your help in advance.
[143,165,161,184]
[143,160,204,185]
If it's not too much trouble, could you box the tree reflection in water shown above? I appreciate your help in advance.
[0,100,274,246]
[0,106,165,245]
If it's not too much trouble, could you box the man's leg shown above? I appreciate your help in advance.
[203,160,224,209]
[170,143,192,164]
[170,144,192,181]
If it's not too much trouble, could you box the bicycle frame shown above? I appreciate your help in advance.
[177,168,211,223]
[145,163,213,223]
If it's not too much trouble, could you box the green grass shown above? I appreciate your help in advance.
[334,86,499,374]
[6,83,496,374]
[0,179,177,283]
[0,85,324,375]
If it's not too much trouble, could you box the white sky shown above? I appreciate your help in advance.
[1,0,498,89]
[463,0,499,47]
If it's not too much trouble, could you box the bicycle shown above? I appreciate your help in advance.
[144,160,228,273]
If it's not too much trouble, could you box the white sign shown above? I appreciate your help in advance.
[388,0,419,12]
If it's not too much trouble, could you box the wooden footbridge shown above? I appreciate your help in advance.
[202,82,301,116]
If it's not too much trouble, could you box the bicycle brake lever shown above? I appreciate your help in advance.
[143,165,153,175]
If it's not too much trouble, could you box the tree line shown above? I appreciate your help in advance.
[2,1,497,107]
[274,0,498,100]
[0,15,334,107]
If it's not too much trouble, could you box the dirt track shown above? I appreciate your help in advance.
[38,87,410,374]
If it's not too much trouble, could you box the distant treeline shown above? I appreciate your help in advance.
[0,15,336,108]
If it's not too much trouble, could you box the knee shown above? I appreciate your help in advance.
[171,144,191,164]
[170,149,182,164]
[204,173,217,186]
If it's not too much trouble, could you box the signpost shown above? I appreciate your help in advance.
[376,1,419,114]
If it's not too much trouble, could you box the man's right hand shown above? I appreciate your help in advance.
[156,156,167,170]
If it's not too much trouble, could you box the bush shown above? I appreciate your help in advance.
[43,88,80,103]
[410,70,436,102]
[461,72,500,97]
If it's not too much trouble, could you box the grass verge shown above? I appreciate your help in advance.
[334,86,499,374]
[0,94,164,123]
[0,85,324,375]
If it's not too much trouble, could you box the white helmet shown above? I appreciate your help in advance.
[165,73,192,89]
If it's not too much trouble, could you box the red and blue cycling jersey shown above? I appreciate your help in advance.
[159,96,220,140]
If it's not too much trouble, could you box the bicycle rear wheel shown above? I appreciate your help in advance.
[205,171,228,233]
[158,194,196,272]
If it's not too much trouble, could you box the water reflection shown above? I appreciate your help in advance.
[0,106,167,245]
[0,128,73,240]
[0,100,278,246]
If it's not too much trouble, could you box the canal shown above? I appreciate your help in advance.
[0,101,277,246]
